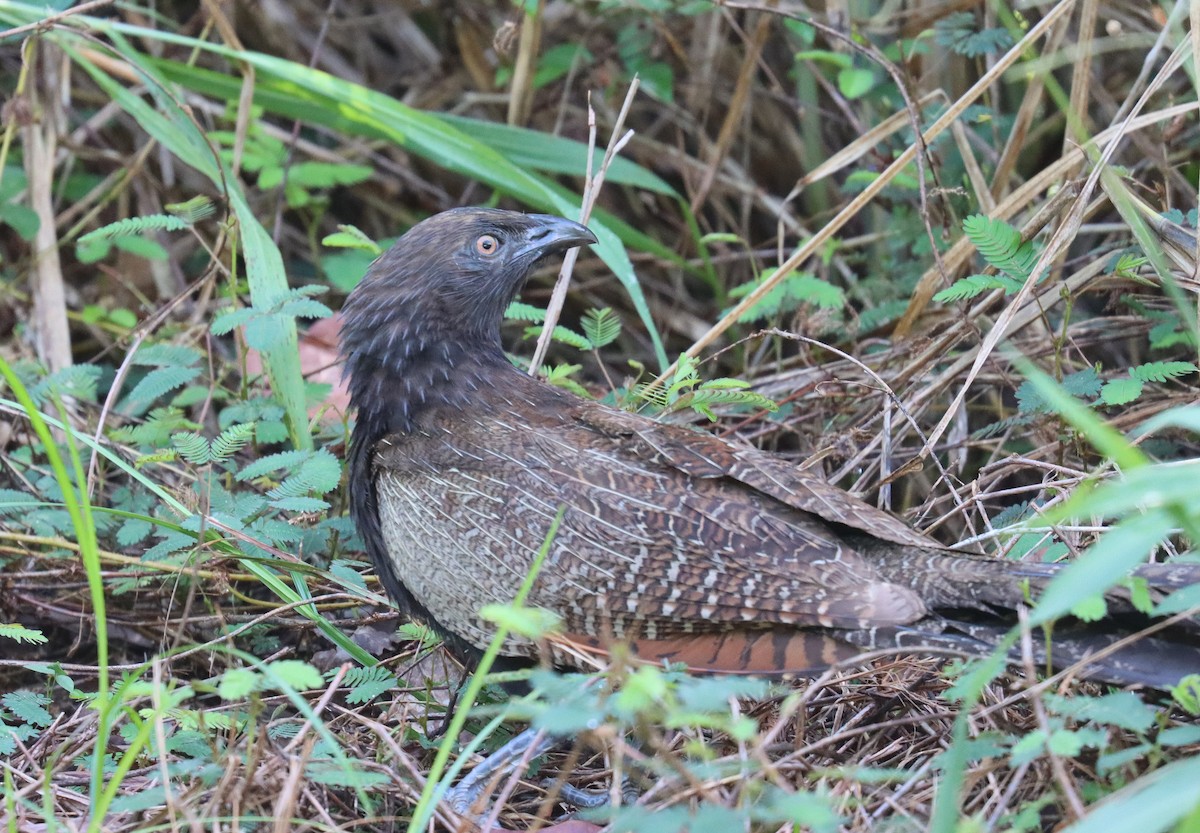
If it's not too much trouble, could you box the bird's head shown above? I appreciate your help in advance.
[339,208,596,429]
[344,208,596,345]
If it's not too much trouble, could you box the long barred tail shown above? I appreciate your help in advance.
[848,541,1200,688]
[839,618,1200,689]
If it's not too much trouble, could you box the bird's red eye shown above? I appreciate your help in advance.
[475,234,499,256]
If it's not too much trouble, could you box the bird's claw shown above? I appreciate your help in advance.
[547,776,640,811]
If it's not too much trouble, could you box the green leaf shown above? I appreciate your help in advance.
[728,269,844,322]
[304,760,390,789]
[0,202,40,240]
[635,61,674,103]
[75,236,111,263]
[675,386,778,421]
[504,301,547,323]
[109,308,138,328]
[171,431,211,465]
[699,232,742,245]
[257,165,284,190]
[541,363,590,398]
[31,364,103,403]
[1,691,53,727]
[77,213,190,242]
[210,423,257,462]
[935,12,1015,57]
[339,666,397,705]
[945,649,1011,703]
[1156,582,1200,617]
[1131,361,1197,383]
[210,307,257,336]
[934,273,1024,303]
[1160,725,1200,747]
[327,560,369,595]
[1057,755,1200,833]
[1061,367,1104,398]
[530,43,592,89]
[165,195,216,223]
[540,324,591,351]
[1044,691,1157,732]
[1012,369,1099,415]
[838,67,875,99]
[0,624,47,645]
[1050,460,1200,520]
[1128,576,1154,614]
[1046,728,1087,757]
[321,248,378,292]
[276,297,332,320]
[1069,594,1107,622]
[612,665,669,716]
[240,449,341,498]
[265,660,323,692]
[215,287,331,351]
[580,307,621,348]
[794,49,853,69]
[288,161,373,188]
[111,235,167,261]
[1010,729,1049,766]
[963,214,1039,278]
[1101,377,1143,406]
[1132,405,1200,436]
[322,224,381,254]
[754,790,842,833]
[121,366,202,414]
[237,449,310,481]
[478,603,562,639]
[433,114,675,196]
[216,667,259,700]
[131,343,203,367]
[677,676,769,712]
[270,496,330,512]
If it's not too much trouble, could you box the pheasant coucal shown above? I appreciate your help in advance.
[340,208,1200,689]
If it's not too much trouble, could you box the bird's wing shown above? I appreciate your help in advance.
[573,401,936,550]
[480,415,934,633]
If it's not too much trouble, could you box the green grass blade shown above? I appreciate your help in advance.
[0,358,110,821]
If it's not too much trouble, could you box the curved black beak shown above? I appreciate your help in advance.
[518,214,598,260]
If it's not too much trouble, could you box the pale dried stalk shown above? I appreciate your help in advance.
[23,39,72,373]
[528,78,640,376]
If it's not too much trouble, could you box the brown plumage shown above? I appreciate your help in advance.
[340,208,1199,687]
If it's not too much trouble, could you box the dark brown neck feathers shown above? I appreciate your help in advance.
[339,256,513,437]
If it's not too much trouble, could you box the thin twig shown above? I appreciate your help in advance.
[528,79,640,376]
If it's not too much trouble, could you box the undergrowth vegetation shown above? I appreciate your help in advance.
[0,1,1198,831]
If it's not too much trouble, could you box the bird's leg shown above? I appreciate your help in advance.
[448,726,643,818]
[447,727,559,816]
